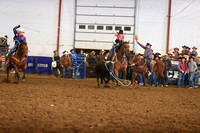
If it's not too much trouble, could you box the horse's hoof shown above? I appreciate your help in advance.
[104,85,110,88]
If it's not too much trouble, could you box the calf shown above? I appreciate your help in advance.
[95,61,114,87]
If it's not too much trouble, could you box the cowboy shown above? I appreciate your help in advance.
[51,50,60,77]
[187,56,197,89]
[178,57,188,87]
[136,41,153,74]
[172,47,179,59]
[60,51,71,78]
[185,46,191,56]
[98,49,106,62]
[195,56,200,88]
[6,25,26,64]
[0,51,2,67]
[163,54,172,87]
[181,45,187,55]
[0,35,8,45]
[191,46,198,57]
[69,49,77,60]
[107,30,124,60]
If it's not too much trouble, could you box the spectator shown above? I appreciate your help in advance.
[51,50,60,77]
[178,57,188,87]
[187,57,197,89]
[69,49,77,59]
[163,54,172,87]
[0,51,3,67]
[98,49,106,62]
[181,45,187,55]
[186,46,191,56]
[172,47,179,59]
[191,46,198,57]
[0,35,9,54]
[195,56,200,88]
[60,51,71,78]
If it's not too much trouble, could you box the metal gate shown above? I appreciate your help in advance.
[74,0,137,51]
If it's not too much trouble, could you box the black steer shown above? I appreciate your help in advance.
[95,61,114,87]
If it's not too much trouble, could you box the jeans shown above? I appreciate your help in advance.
[62,67,69,78]
[151,72,157,86]
[147,58,151,72]
[188,72,195,88]
[107,45,116,60]
[195,72,199,87]
[7,44,18,60]
[161,70,169,85]
[178,72,185,87]
[136,74,144,85]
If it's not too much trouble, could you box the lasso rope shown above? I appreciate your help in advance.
[104,62,131,87]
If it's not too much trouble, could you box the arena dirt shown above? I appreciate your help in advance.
[0,73,200,133]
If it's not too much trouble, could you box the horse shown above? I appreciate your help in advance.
[6,42,28,83]
[111,41,130,87]
[129,54,148,85]
[150,59,167,84]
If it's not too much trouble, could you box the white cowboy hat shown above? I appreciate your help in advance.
[64,51,68,55]
[17,28,25,33]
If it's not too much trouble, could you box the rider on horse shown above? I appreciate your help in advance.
[107,30,125,61]
[6,25,26,64]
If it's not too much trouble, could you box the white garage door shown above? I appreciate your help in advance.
[74,0,136,51]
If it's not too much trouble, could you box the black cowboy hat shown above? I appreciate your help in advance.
[182,45,186,48]
[189,56,194,59]
[138,53,143,56]
[181,57,186,60]
[53,50,57,53]
[186,46,190,50]
[174,47,179,50]
[4,35,8,38]
[63,50,67,54]
[118,30,123,34]
[70,49,75,52]
[146,43,152,46]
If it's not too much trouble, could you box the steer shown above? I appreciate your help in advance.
[95,61,114,87]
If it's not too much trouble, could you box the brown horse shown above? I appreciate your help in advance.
[111,41,130,87]
[150,59,167,82]
[129,54,148,85]
[6,42,28,83]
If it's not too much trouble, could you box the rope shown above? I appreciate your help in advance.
[104,62,131,87]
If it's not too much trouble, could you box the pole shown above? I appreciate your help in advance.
[166,0,172,54]
[57,0,62,53]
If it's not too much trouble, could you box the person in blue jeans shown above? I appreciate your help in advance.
[195,56,200,88]
[136,74,144,86]
[6,25,27,64]
[187,57,197,88]
[162,54,172,87]
[136,40,153,74]
[178,57,188,87]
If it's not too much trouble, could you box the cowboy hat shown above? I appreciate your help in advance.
[174,47,179,50]
[186,46,190,50]
[192,46,197,49]
[101,49,105,52]
[70,49,75,52]
[146,43,152,46]
[53,50,57,53]
[64,51,68,55]
[4,35,8,38]
[182,45,186,48]
[16,28,25,33]
[117,30,123,34]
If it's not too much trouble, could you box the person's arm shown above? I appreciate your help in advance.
[13,25,20,35]
[186,64,188,72]
[60,57,63,67]
[137,42,146,49]
[193,62,197,71]
[112,35,117,44]
[178,63,183,72]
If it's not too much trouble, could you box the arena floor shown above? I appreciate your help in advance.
[0,73,200,133]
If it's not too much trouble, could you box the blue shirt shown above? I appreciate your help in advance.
[13,26,27,45]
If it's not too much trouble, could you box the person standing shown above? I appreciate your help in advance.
[51,50,60,77]
[195,56,200,88]
[178,57,188,87]
[187,57,197,88]
[191,46,198,57]
[60,51,71,78]
[163,54,172,87]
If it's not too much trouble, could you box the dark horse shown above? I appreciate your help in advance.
[129,54,148,85]
[6,42,28,83]
[111,41,130,87]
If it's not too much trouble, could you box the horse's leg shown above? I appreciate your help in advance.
[13,65,19,83]
[6,66,11,82]
[114,69,119,87]
[97,73,100,87]
[132,71,138,84]
[22,68,26,81]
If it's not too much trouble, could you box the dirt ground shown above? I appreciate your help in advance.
[0,73,200,133]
